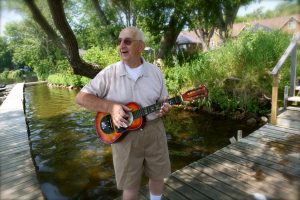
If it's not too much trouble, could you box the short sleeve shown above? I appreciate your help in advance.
[80,69,110,98]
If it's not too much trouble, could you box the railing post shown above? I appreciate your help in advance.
[271,74,279,125]
[284,86,289,109]
[290,43,297,96]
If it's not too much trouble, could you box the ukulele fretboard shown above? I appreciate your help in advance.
[132,96,182,119]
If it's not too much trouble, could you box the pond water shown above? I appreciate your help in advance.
[24,84,262,200]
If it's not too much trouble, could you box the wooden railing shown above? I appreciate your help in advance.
[270,32,300,125]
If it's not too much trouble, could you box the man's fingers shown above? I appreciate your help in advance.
[122,105,131,112]
[121,122,128,128]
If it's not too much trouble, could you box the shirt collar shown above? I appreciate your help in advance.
[117,57,150,77]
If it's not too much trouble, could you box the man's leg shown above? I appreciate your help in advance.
[149,178,164,200]
[122,186,140,200]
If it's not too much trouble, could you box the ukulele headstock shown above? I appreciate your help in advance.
[181,85,208,102]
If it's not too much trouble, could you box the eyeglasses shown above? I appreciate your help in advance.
[117,38,140,46]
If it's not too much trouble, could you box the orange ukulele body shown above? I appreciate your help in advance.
[95,86,208,144]
[95,102,144,144]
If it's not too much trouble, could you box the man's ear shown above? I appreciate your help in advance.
[139,42,145,52]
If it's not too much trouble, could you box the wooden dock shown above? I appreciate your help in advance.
[0,83,44,200]
[138,107,300,200]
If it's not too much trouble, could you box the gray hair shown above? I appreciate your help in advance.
[122,26,145,42]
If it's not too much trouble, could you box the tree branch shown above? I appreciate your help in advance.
[25,0,100,78]
[91,0,117,40]
[24,0,67,54]
[47,0,100,78]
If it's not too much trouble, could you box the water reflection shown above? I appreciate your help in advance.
[25,84,261,199]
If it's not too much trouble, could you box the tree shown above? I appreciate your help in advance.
[67,0,122,49]
[216,0,253,41]
[0,37,13,71]
[236,1,299,22]
[190,0,253,51]
[20,0,250,78]
[138,0,252,57]
[110,0,137,26]
[24,0,100,78]
[188,1,219,52]
[137,0,193,59]
[5,20,68,79]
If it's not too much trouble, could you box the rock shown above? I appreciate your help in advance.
[247,118,257,126]
[234,111,245,119]
[0,83,6,88]
[260,116,268,123]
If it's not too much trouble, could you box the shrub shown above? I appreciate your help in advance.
[48,73,90,87]
[82,46,119,68]
[0,69,23,84]
[164,30,292,115]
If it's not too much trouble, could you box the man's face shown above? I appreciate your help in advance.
[117,28,144,64]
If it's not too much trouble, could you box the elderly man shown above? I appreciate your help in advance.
[76,27,172,200]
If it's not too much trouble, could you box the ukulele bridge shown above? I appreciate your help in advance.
[127,112,133,126]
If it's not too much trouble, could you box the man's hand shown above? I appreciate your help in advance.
[157,96,172,118]
[110,104,131,128]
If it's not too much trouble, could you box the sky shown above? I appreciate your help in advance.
[0,0,297,35]
[0,8,23,35]
[237,0,294,16]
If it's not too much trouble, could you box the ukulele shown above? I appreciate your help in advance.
[95,86,208,144]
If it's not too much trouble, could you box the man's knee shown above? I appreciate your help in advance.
[122,186,140,200]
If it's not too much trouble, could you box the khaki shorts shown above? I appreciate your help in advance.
[111,118,171,190]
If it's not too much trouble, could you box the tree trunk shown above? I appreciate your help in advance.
[47,0,100,78]
[194,28,214,52]
[25,0,100,78]
[157,12,186,59]
[217,1,241,42]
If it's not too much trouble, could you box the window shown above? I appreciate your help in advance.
[288,20,296,30]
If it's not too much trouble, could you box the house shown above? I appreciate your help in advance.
[176,31,202,52]
[176,14,300,51]
[212,14,300,48]
[232,14,300,37]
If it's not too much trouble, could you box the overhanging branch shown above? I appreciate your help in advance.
[47,0,100,78]
[25,0,101,78]
[24,0,67,54]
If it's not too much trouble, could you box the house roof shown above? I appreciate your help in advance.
[176,14,300,44]
[232,14,300,36]
[246,23,272,32]
[176,31,201,44]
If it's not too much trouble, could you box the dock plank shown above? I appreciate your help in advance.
[199,155,297,200]
[221,145,300,177]
[172,169,234,200]
[189,161,268,199]
[232,140,300,169]
[277,109,300,121]
[209,152,299,194]
[165,176,211,200]
[277,118,300,129]
[180,166,254,200]
[163,183,188,200]
[213,149,297,183]
[228,140,300,169]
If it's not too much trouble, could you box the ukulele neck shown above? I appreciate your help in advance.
[132,96,182,119]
